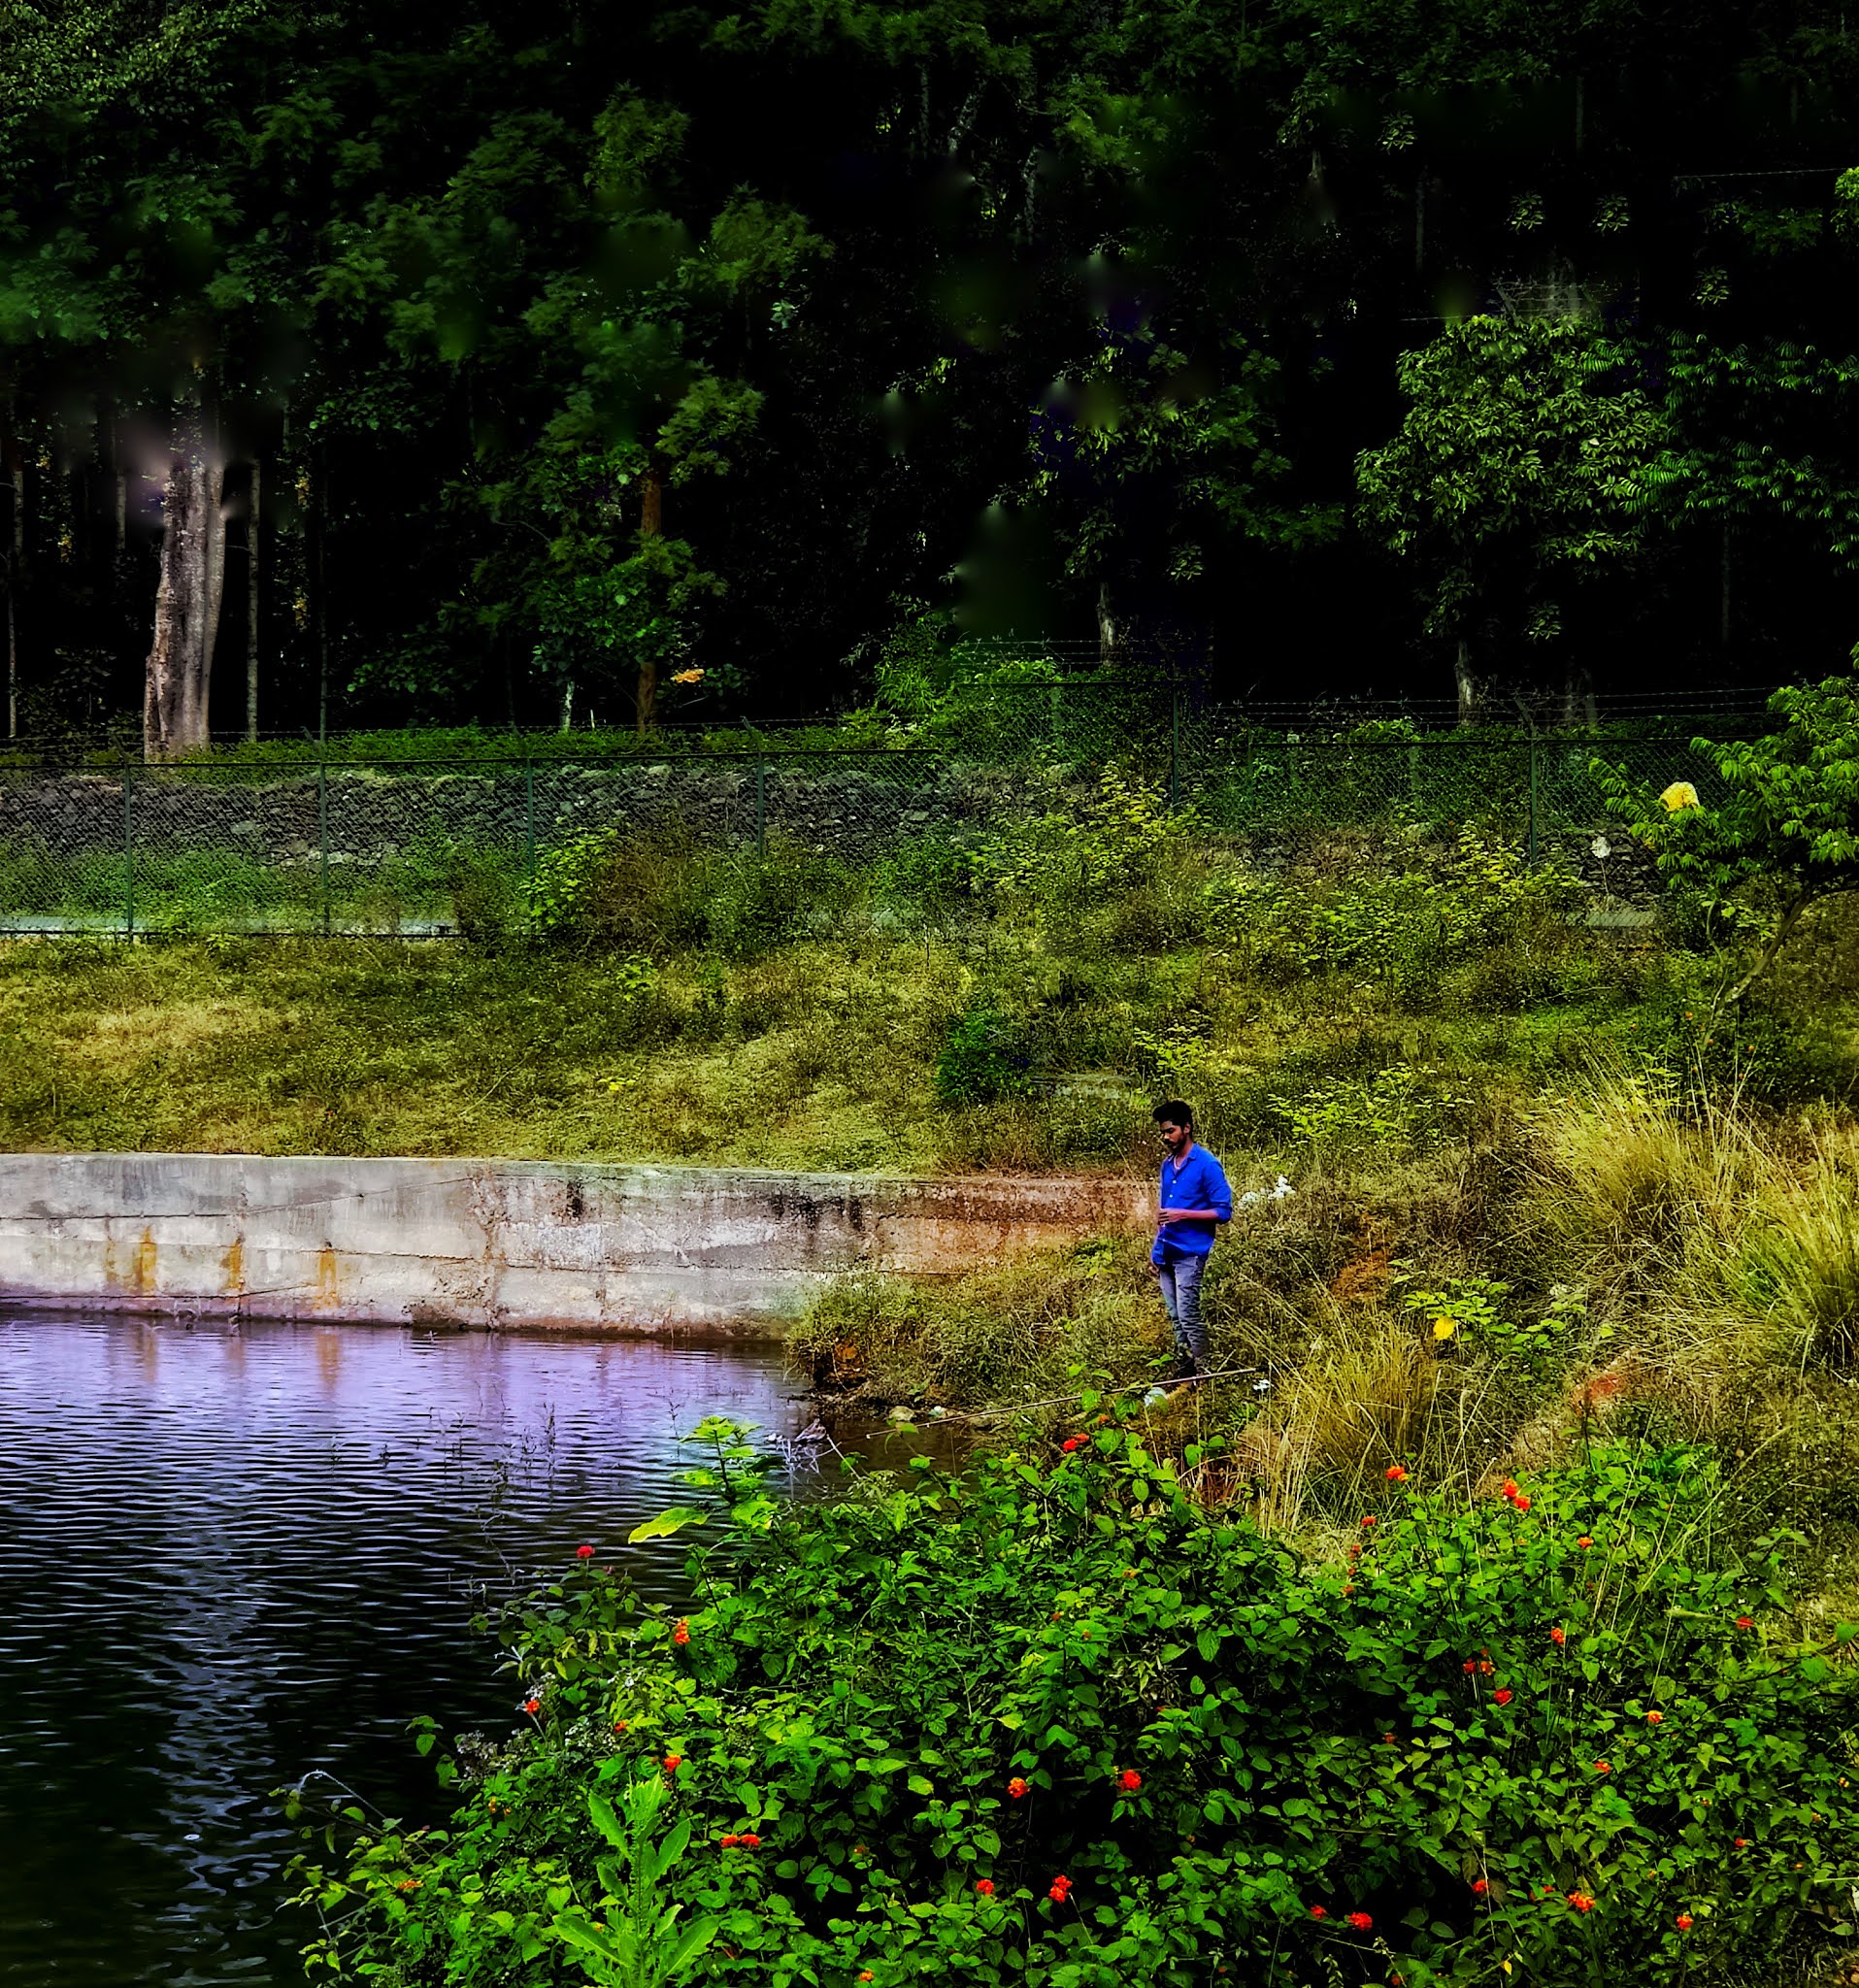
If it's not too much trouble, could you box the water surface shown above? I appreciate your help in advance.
[0,1313,829,1987]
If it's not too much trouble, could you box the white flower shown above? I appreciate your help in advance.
[1591,836,1611,860]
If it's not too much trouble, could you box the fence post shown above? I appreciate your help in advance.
[122,757,135,940]
[754,755,766,862]
[317,758,330,937]
[1527,735,1540,871]
[523,756,536,890]
[1168,683,1180,813]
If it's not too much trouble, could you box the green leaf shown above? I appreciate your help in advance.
[628,1505,711,1543]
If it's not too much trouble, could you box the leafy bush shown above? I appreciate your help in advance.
[296,1430,1859,1988]
[1201,828,1575,1002]
[974,768,1189,916]
[1595,671,1859,1004]
[705,846,858,962]
[528,827,711,947]
[934,1004,1037,1107]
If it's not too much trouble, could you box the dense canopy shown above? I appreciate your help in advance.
[5,0,1859,739]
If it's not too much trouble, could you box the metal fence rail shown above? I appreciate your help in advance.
[0,717,1724,936]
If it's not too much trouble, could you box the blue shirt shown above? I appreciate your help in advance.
[1152,1143,1233,1264]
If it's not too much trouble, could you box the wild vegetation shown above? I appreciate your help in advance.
[254,687,1859,1986]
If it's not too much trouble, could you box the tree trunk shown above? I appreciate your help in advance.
[636,459,664,738]
[247,459,261,742]
[144,400,226,760]
[1096,579,1121,670]
[1560,666,1597,728]
[1454,636,1481,726]
[7,455,20,741]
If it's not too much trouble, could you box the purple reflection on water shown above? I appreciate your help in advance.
[0,1312,809,1988]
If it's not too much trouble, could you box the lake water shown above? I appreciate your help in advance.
[0,1312,855,1987]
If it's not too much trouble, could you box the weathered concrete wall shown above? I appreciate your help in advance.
[0,1153,1146,1334]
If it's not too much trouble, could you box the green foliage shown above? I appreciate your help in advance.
[1595,672,1859,1000]
[295,1430,1859,1988]
[975,769,1187,911]
[934,1004,1036,1106]
[555,1774,719,1988]
[1027,330,1335,598]
[1356,319,1666,656]
[1277,1059,1472,1153]
[1397,1272,1579,1375]
[1206,828,1575,1000]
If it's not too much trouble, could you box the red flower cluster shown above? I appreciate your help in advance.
[1577,1535,1594,1550]
[1646,1709,1663,1725]
[1048,1875,1073,1904]
[1360,1514,1378,1529]
[1569,1892,1595,1913]
[522,1697,541,1715]
[1345,1911,1373,1931]
[859,1973,875,1982]
[1736,1614,1755,1630]
[1594,1760,1611,1774]
[975,1879,995,1897]
[1309,1905,1327,1920]
[664,1754,683,1773]
[1549,1626,1567,1647]
[1493,1687,1513,1706]
[1676,1913,1693,1931]
[1384,1464,1410,1483]
[1008,1777,1029,1798]
[673,1618,691,1647]
[1117,1770,1143,1792]
[1060,1436,1085,1453]
[1472,1878,1488,1897]
[576,1542,595,1559]
[613,1721,629,1735]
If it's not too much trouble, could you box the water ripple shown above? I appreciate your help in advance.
[0,1313,808,1987]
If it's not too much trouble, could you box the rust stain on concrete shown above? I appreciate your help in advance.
[131,1226,158,1295]
[315,1244,341,1310]
[220,1235,246,1296]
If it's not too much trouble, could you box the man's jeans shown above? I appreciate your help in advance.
[1156,1251,1209,1374]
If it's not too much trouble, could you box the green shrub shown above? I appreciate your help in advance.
[871,836,981,931]
[934,1004,1036,1106]
[295,1432,1859,1988]
[705,846,858,961]
[529,829,719,948]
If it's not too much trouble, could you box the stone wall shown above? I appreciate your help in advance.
[0,1152,1147,1334]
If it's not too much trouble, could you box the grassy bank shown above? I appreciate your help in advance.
[3,783,1854,1168]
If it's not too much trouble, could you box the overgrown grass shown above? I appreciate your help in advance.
[796,1072,1859,1619]
[0,791,1852,1175]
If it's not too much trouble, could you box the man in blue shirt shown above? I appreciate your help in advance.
[1150,1100,1233,1384]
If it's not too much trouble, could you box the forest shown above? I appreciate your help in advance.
[8,0,1859,751]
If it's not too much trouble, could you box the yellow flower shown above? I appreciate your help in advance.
[671,667,706,684]
[1660,780,1701,812]
[1433,1318,1457,1341]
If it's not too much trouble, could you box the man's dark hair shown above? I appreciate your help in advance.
[1153,1100,1195,1131]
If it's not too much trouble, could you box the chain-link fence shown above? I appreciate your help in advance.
[0,698,1746,936]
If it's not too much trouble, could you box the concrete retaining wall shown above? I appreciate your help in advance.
[0,1153,1146,1334]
